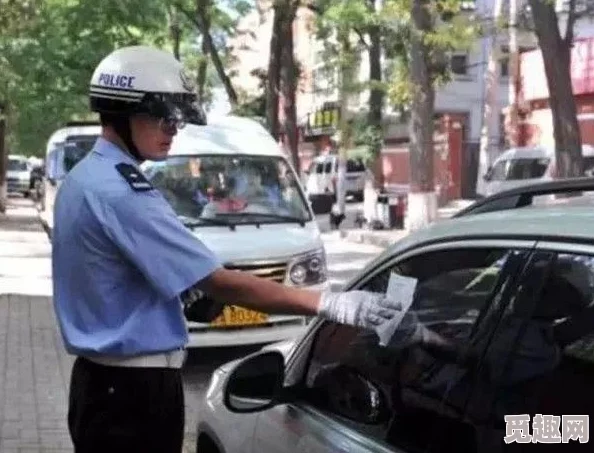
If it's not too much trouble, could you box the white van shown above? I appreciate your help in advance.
[304,154,367,201]
[480,144,594,197]
[141,115,330,348]
[41,122,101,226]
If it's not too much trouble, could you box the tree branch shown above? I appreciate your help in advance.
[353,27,370,48]
[173,1,238,105]
[564,0,577,45]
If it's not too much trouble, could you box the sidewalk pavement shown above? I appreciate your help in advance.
[0,197,72,452]
[339,199,475,249]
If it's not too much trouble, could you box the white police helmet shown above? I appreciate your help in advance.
[89,45,206,126]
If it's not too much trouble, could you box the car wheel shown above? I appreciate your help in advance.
[22,191,29,198]
[196,433,220,453]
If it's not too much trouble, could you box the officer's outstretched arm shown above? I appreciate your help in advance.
[199,268,321,315]
[197,268,404,336]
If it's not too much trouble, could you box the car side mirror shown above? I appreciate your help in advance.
[224,350,285,413]
[310,365,390,425]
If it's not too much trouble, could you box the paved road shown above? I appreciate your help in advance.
[0,197,383,452]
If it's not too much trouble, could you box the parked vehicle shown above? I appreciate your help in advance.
[304,154,367,202]
[197,178,594,453]
[41,122,101,222]
[141,115,330,348]
[480,144,594,197]
[7,154,32,197]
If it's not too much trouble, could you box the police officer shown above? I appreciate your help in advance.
[52,46,403,452]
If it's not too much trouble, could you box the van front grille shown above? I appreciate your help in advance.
[224,260,288,283]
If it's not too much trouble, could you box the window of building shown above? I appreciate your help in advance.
[450,54,468,76]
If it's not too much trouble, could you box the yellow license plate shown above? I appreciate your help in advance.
[210,306,269,327]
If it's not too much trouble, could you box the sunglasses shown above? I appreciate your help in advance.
[136,113,186,134]
[159,117,186,134]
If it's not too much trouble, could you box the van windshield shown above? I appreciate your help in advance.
[143,155,312,225]
[63,135,98,172]
[490,157,551,181]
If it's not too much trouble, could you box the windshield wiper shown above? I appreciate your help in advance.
[179,215,236,231]
[216,212,306,227]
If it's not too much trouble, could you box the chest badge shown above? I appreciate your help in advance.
[115,163,153,192]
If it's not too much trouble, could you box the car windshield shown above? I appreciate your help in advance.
[143,155,312,225]
[8,159,28,172]
[63,135,98,172]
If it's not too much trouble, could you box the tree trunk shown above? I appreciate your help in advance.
[196,0,210,101]
[407,0,436,231]
[267,1,285,140]
[476,0,504,196]
[168,6,182,60]
[336,29,357,217]
[190,0,238,106]
[0,115,7,214]
[529,0,582,178]
[280,11,300,173]
[507,0,520,147]
[367,0,384,191]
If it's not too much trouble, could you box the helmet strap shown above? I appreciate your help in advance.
[111,116,142,161]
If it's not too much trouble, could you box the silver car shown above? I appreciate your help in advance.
[196,178,594,453]
[7,155,32,197]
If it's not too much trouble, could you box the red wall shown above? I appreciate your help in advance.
[519,93,594,147]
[521,37,594,102]
[516,37,594,148]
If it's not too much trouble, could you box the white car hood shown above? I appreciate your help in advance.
[190,220,322,263]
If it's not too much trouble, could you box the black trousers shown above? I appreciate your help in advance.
[68,357,185,453]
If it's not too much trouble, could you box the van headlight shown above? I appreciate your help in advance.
[288,249,327,286]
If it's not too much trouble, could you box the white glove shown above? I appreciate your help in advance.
[317,290,402,334]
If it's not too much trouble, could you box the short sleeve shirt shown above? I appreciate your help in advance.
[52,137,221,357]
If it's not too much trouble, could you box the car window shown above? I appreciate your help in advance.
[470,251,594,451]
[63,135,98,173]
[489,160,508,181]
[301,247,529,452]
[347,158,365,173]
[315,162,324,174]
[583,156,594,175]
[506,158,550,180]
[324,161,333,173]
[8,159,28,172]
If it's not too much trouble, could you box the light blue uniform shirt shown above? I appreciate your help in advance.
[52,137,221,357]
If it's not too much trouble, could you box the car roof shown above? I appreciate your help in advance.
[497,144,594,161]
[168,115,284,157]
[496,146,552,161]
[384,205,594,258]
